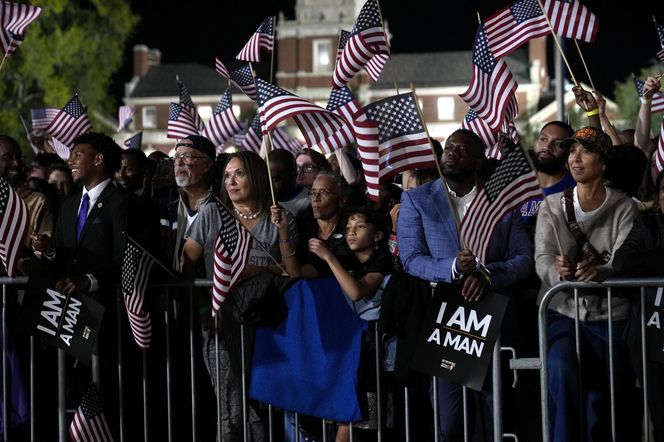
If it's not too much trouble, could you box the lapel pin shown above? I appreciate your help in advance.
[97,202,103,209]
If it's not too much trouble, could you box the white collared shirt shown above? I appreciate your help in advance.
[78,178,112,216]
[445,182,477,222]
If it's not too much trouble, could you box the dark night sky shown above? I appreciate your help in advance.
[114,0,664,102]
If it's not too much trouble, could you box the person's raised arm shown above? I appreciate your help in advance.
[573,86,601,129]
[635,76,661,154]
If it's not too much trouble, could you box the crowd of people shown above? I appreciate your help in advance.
[1,75,663,441]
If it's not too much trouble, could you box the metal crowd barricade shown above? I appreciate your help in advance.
[3,275,527,442]
[538,277,664,442]
[13,274,649,441]
[1,275,526,442]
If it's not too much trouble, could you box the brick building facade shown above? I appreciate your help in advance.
[122,0,617,153]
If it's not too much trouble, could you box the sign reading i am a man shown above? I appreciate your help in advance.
[645,287,664,363]
[411,282,507,391]
[20,275,104,364]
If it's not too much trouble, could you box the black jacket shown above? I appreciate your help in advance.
[613,209,664,277]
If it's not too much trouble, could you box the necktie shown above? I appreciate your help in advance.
[76,193,90,240]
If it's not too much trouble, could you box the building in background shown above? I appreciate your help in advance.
[122,0,618,153]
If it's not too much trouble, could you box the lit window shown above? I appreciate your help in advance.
[142,106,157,129]
[313,39,332,73]
[437,97,455,121]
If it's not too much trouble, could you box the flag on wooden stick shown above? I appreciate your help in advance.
[0,176,28,277]
[332,0,389,88]
[45,95,93,147]
[236,16,274,62]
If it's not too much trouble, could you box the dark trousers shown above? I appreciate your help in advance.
[546,310,634,442]
[431,377,493,442]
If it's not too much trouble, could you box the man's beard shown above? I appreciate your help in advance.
[442,165,475,182]
[533,153,566,175]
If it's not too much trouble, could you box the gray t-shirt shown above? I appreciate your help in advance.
[186,201,299,278]
[278,187,310,220]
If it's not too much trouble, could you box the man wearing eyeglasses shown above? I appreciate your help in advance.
[154,135,215,270]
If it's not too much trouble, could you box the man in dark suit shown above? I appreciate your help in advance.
[49,133,131,294]
[34,132,138,436]
[398,129,532,441]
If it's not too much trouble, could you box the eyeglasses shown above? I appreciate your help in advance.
[173,153,208,163]
[297,164,319,174]
[308,189,337,200]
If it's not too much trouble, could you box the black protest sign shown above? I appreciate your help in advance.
[645,287,664,363]
[19,276,104,364]
[410,282,508,391]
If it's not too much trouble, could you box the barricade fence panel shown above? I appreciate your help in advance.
[538,277,664,442]
[3,276,662,441]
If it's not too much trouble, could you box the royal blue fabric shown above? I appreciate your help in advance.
[250,277,368,422]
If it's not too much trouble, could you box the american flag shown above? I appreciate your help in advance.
[460,24,518,132]
[178,79,204,132]
[203,89,242,147]
[311,86,361,155]
[271,126,302,154]
[232,130,246,147]
[336,28,388,82]
[0,176,28,277]
[212,201,253,312]
[30,107,59,131]
[332,0,389,88]
[337,29,351,61]
[0,1,41,56]
[45,95,93,147]
[326,85,361,123]
[50,137,70,161]
[167,103,200,139]
[256,78,347,150]
[236,16,274,62]
[69,382,114,442]
[121,236,155,349]
[461,109,499,156]
[351,116,381,202]
[656,117,664,174]
[123,132,142,150]
[656,21,664,63]
[361,92,436,179]
[240,115,262,153]
[117,106,135,133]
[0,28,20,56]
[634,77,664,114]
[483,0,551,58]
[225,122,247,149]
[543,0,599,43]
[215,58,257,101]
[459,146,541,262]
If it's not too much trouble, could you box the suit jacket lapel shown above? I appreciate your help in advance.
[77,184,113,243]
[430,178,461,250]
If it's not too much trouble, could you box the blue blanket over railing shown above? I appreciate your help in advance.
[250,277,368,422]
